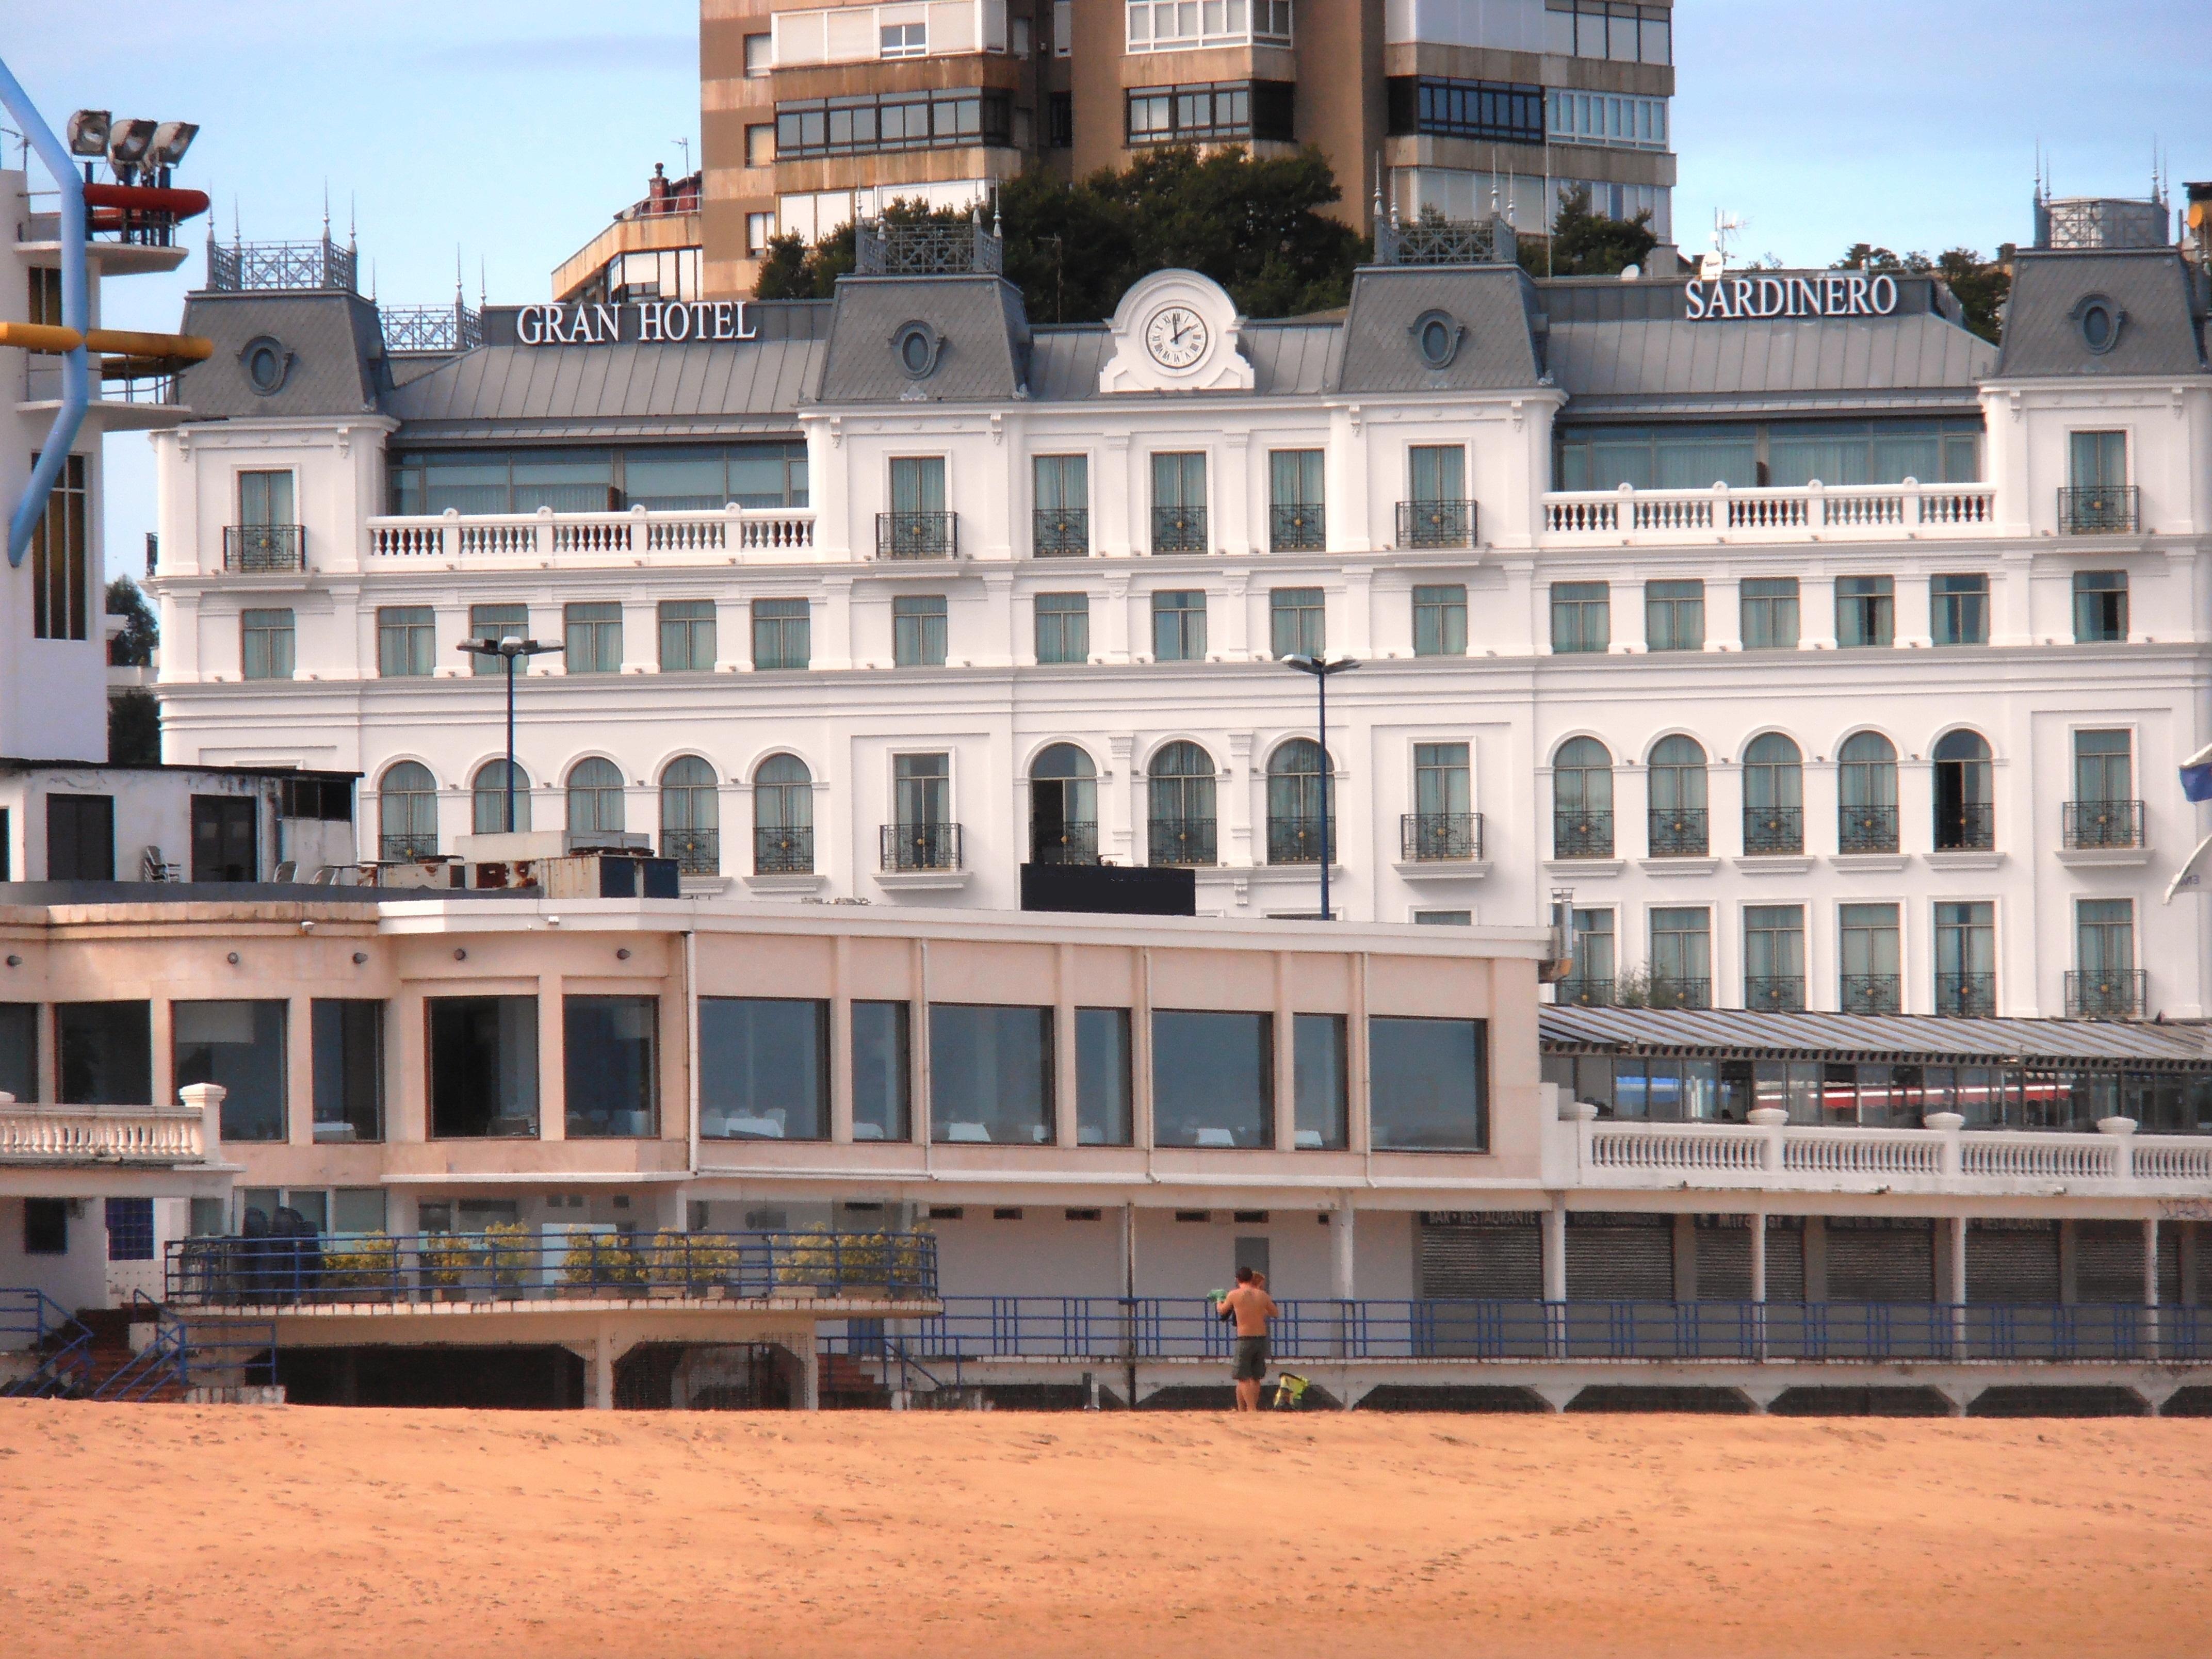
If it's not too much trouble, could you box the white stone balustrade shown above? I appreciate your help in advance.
[1541,480,1997,545]
[0,1086,213,1165]
[365,504,817,566]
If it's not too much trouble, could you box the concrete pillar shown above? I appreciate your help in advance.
[1947,1215,1968,1305]
[1749,1211,1767,1303]
[2144,1216,2160,1307]
[1671,1214,1696,1303]
[592,1330,614,1411]
[1331,1199,1355,1299]
[1542,1200,1567,1302]
[798,1339,820,1411]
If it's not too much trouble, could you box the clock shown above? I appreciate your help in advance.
[1144,305,1209,369]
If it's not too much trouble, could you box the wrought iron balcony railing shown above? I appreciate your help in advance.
[1030,821,1099,865]
[1838,804,1899,854]
[755,825,815,875]
[2067,969,2146,1021]
[208,233,357,294]
[1268,501,1325,552]
[877,511,957,560]
[1267,815,1335,865]
[661,828,720,876]
[1400,811,1483,861]
[1396,498,1476,549]
[1647,807,1710,857]
[223,524,305,572]
[1934,801,1995,852]
[2064,799,2144,850]
[1744,974,1806,1013]
[1032,506,1090,557]
[881,821,961,872]
[1839,974,1902,1016]
[2059,484,2139,534]
[1934,972,1996,1018]
[1554,977,1614,1008]
[1742,805,1802,856]
[1640,975,1711,1011]
[1152,504,1208,555]
[1148,817,1217,867]
[379,833,438,861]
[1553,809,1614,859]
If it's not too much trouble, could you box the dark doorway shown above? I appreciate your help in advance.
[192,795,258,882]
[45,793,113,881]
[278,1344,584,1408]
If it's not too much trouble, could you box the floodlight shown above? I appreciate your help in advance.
[66,109,110,157]
[148,122,198,167]
[107,118,156,168]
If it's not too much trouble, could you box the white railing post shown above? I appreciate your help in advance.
[440,507,458,560]
[1748,1103,1786,1169]
[536,504,555,561]
[1926,1110,1963,1179]
[177,1081,226,1163]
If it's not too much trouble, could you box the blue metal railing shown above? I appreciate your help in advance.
[0,1288,94,1396]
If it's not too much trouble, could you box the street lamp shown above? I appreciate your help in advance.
[456,635,563,833]
[1282,654,1359,920]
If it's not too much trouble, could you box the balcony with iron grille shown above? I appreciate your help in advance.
[1934,802,1995,853]
[1268,501,1325,552]
[1647,807,1709,858]
[882,821,961,873]
[755,825,814,875]
[1934,972,1996,1017]
[1030,821,1099,866]
[1840,974,1901,1016]
[877,512,957,560]
[1553,810,1614,859]
[1640,975,1711,1011]
[1400,812,1483,862]
[1744,975,1806,1013]
[1839,805,1899,855]
[379,833,438,862]
[1267,816,1335,865]
[2067,969,2146,1021]
[662,828,720,876]
[1741,806,1802,856]
[1152,505,1208,555]
[1033,507,1089,558]
[2064,800,2143,850]
[1554,977,1614,1008]
[1395,499,1476,549]
[223,524,305,572]
[2059,484,2139,534]
[1148,818,1216,868]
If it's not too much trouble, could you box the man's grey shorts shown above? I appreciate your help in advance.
[1233,1333,1269,1381]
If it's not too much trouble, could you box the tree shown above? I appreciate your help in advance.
[106,575,157,667]
[108,688,159,765]
[1518,185,1656,278]
[1834,243,2009,342]
[754,198,977,300]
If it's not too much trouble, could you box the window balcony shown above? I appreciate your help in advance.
[2059,484,2138,535]
[1148,817,1216,868]
[1542,481,1996,545]
[1032,506,1089,558]
[1839,973,1901,1016]
[755,825,815,874]
[2067,969,2146,1021]
[1641,975,1711,1011]
[1268,501,1325,552]
[1554,977,1614,1008]
[662,828,720,876]
[881,821,960,872]
[0,1101,207,1166]
[1029,820,1099,865]
[1934,802,1995,853]
[1151,504,1208,555]
[367,507,816,564]
[1266,815,1334,865]
[1742,805,1802,856]
[1744,975,1806,1013]
[877,511,958,560]
[379,833,439,861]
[1553,809,1614,859]
[1400,811,1483,861]
[1838,805,1899,854]
[223,524,305,573]
[2063,800,2143,850]
[1647,807,1709,857]
[1934,972,1996,1018]
[1395,498,1476,549]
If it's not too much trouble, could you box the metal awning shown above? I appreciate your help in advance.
[1539,1005,2212,1070]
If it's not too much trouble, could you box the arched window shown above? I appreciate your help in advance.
[1838,731,1899,852]
[1147,741,1216,867]
[1647,735,1709,856]
[1552,737,1614,857]
[566,758,626,837]
[1029,743,1098,865]
[378,760,438,859]
[754,753,814,874]
[1265,738,1332,865]
[1933,729,1993,850]
[1742,733,1803,855]
[660,755,719,874]
[471,759,531,834]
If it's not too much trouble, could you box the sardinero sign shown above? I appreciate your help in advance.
[1685,272,1900,320]
[514,300,758,345]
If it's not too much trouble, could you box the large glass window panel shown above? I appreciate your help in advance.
[1151,1009,1273,1148]
[2074,729,2133,802]
[510,452,614,513]
[1152,590,1207,660]
[1644,580,1704,651]
[930,1004,1054,1145]
[852,1000,913,1142]
[564,995,658,1138]
[890,454,947,514]
[1293,1012,1347,1149]
[1270,587,1325,659]
[1035,592,1091,664]
[658,599,717,671]
[56,1001,151,1105]
[1551,582,1609,652]
[1554,425,1755,492]
[1650,908,1712,1003]
[1836,576,1895,648]
[1931,574,1989,646]
[311,1000,383,1144]
[565,757,626,836]
[174,1000,288,1143]
[894,752,950,829]
[0,1003,34,1102]
[623,451,727,510]
[752,597,811,670]
[1740,578,1799,650]
[1370,1016,1486,1150]
[1409,445,1464,502]
[241,609,295,680]
[1412,584,1467,656]
[564,602,625,674]
[699,997,827,1140]
[893,595,949,666]
[428,996,539,1138]
[1076,1006,1132,1146]
[2073,571,2128,643]
[467,604,529,675]
[377,606,437,677]
[2077,900,2135,974]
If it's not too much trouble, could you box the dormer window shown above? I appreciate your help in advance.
[892,320,941,379]
[2070,293,2125,354]
[1411,309,1463,369]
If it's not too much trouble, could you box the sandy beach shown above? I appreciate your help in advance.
[1,1401,2206,1657]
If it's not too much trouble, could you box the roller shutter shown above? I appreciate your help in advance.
[2075,1221,2145,1304]
[1418,1213,1542,1300]
[1695,1219,1751,1302]
[1565,1212,1675,1302]
[1967,1221,2059,1304]
[1764,1222,1807,1304]
[1825,1217,1934,1303]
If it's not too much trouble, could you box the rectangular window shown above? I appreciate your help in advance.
[743,31,771,74]
[1268,449,1324,551]
[173,1000,288,1143]
[241,608,295,680]
[0,1003,35,1102]
[2076,898,2134,972]
[45,794,115,881]
[744,123,774,167]
[1412,584,1467,656]
[1076,1006,1132,1146]
[2074,728,2133,805]
[852,1000,912,1142]
[1764,419,1984,488]
[881,20,926,57]
[657,599,716,671]
[377,606,436,677]
[1740,578,1799,649]
[1152,591,1208,661]
[31,451,88,641]
[2069,430,2127,487]
[930,1004,1054,1145]
[1124,80,1289,144]
[893,595,949,666]
[237,467,294,528]
[1835,576,1895,648]
[1048,90,1072,147]
[1034,453,1089,555]
[1409,444,1466,502]
[311,1000,384,1144]
[1414,910,1471,925]
[2073,571,2128,643]
[106,1196,154,1262]
[1369,1016,1487,1150]
[773,86,1013,158]
[1151,451,1207,553]
[333,1188,388,1235]
[1554,424,1758,492]
[1930,574,1989,646]
[1151,1010,1273,1148]
[1551,581,1609,653]
[24,1198,66,1256]
[1935,901,1996,1015]
[1269,587,1325,659]
[1644,580,1704,652]
[1744,905,1807,1012]
[1568,909,1616,1000]
[191,795,257,883]
[1293,1012,1347,1150]
[1840,903,1901,1014]
[55,1001,150,1105]
[1034,591,1090,664]
[752,597,810,670]
[465,604,526,675]
[745,212,778,255]
[1649,908,1712,1007]
[565,996,657,1137]
[564,602,624,673]
[1386,76,1546,144]
[428,996,539,1138]
[699,997,827,1141]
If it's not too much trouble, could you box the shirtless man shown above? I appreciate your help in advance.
[1220,1266,1278,1411]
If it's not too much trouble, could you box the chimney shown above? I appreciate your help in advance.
[648,162,669,213]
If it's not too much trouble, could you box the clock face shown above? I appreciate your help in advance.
[1145,305,1209,369]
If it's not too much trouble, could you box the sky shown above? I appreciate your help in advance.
[4,0,2208,580]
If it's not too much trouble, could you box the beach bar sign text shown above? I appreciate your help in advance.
[515,301,758,345]
[1686,273,1900,320]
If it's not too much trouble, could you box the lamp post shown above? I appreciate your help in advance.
[456,635,562,832]
[1283,654,1359,920]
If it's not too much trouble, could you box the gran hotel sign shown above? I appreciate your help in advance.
[514,300,758,345]
[1684,272,1900,320]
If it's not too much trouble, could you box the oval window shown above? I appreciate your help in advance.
[901,331,932,373]
[1421,319,1450,360]
[892,321,939,379]
[2081,304,2111,349]
[243,339,288,394]
[1410,309,1461,369]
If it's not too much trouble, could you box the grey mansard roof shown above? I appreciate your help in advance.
[1336,265,1544,393]
[1992,248,2210,380]
[174,289,387,418]
[811,274,1031,403]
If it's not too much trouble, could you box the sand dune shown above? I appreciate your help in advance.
[2,1402,2206,1657]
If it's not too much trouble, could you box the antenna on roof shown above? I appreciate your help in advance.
[479,254,486,309]
[453,244,463,305]
[369,258,377,302]
[991,187,1000,241]
[321,179,329,238]
[348,191,356,253]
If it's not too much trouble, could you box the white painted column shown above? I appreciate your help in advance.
[1103,573,1132,664]
[538,974,565,1142]
[1749,1211,1767,1303]
[1542,1201,1568,1302]
[592,1325,613,1410]
[819,577,854,671]
[829,934,854,1144]
[1271,951,1296,1152]
[1331,1199,1355,1299]
[1054,942,1079,1148]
